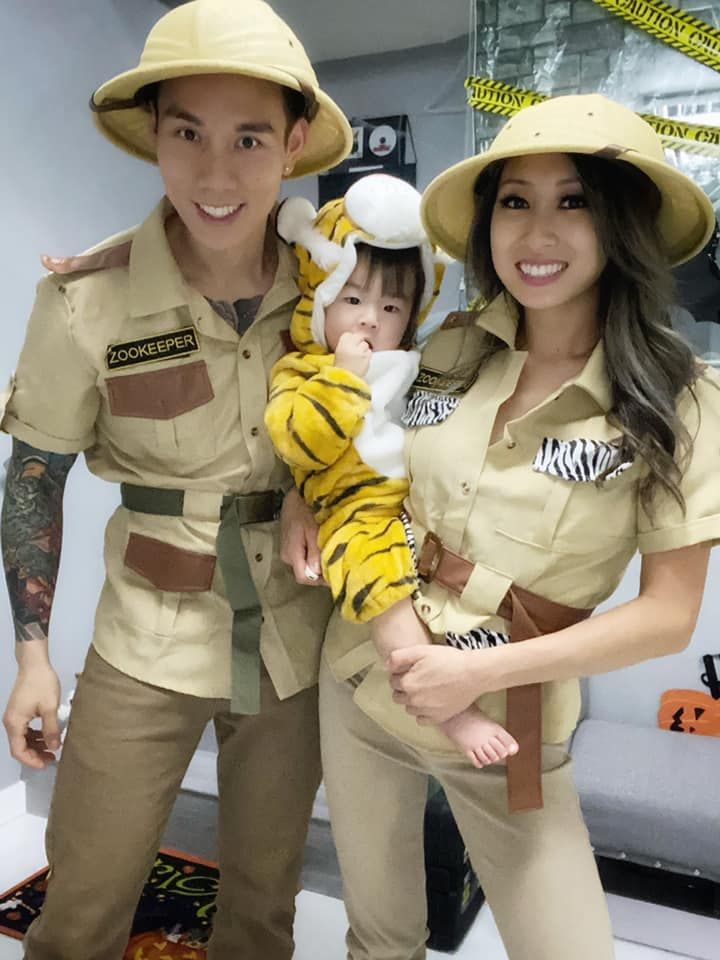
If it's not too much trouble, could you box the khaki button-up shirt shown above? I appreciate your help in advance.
[324,295,720,745]
[2,199,332,699]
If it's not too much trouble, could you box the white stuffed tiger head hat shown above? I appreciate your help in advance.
[277,173,449,355]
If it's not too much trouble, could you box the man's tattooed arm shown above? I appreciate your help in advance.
[1,439,76,643]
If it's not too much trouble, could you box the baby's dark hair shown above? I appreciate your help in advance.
[353,243,425,348]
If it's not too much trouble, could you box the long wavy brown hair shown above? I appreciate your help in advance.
[467,153,700,513]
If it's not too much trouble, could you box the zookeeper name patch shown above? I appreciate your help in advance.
[106,327,200,370]
[413,365,477,397]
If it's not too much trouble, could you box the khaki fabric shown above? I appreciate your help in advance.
[2,199,333,699]
[324,295,720,744]
[319,658,615,960]
[25,647,320,960]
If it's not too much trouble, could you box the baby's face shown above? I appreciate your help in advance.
[324,260,414,353]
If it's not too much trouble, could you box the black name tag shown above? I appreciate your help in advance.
[412,365,477,397]
[106,327,200,370]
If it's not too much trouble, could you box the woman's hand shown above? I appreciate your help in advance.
[280,487,326,586]
[387,645,489,723]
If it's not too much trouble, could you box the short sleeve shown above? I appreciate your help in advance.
[2,277,99,454]
[637,369,720,553]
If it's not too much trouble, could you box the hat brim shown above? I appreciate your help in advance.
[91,61,352,178]
[421,141,716,267]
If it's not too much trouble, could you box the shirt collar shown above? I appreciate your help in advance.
[473,294,519,348]
[567,339,613,413]
[128,199,300,322]
[258,238,300,319]
[474,294,613,412]
[129,198,188,319]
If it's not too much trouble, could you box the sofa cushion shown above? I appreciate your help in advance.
[570,718,720,881]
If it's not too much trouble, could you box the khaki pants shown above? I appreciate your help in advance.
[24,647,321,960]
[319,656,615,960]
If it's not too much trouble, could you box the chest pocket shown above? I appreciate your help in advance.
[496,438,637,555]
[103,360,216,467]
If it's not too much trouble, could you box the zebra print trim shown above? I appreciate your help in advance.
[402,389,460,427]
[446,627,510,651]
[532,437,633,483]
[399,510,421,599]
[399,510,417,562]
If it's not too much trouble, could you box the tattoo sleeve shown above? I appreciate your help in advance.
[1,439,76,643]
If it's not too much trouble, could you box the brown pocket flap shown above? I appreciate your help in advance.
[107,360,214,419]
[125,532,216,592]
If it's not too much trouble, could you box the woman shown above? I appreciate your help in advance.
[316,94,720,960]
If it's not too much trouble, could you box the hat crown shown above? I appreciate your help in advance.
[493,94,665,164]
[140,0,318,88]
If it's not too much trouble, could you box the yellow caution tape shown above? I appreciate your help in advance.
[593,0,720,74]
[465,76,720,157]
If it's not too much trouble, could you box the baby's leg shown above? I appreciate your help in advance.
[440,708,518,769]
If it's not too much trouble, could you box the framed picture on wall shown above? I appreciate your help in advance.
[318,114,417,205]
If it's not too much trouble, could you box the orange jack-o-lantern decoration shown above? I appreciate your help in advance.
[124,930,206,960]
[658,689,720,736]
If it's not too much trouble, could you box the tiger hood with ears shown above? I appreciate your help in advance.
[276,173,448,354]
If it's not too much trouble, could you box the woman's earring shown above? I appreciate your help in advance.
[284,165,292,176]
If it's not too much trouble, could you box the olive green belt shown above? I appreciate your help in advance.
[120,483,284,715]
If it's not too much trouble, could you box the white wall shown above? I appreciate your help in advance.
[0,0,168,793]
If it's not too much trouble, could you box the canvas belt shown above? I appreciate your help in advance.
[417,531,593,813]
[120,483,283,716]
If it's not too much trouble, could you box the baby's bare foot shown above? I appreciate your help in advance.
[440,708,519,768]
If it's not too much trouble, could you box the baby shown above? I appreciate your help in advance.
[266,173,518,767]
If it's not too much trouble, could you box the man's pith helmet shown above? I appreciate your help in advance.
[90,0,352,178]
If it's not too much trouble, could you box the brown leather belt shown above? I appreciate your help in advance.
[417,531,593,813]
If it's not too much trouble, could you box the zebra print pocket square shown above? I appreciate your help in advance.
[532,437,633,483]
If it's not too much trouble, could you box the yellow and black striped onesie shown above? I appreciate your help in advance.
[266,348,420,622]
[265,173,446,623]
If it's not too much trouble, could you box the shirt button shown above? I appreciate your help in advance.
[242,349,251,359]
[420,603,431,616]
[254,553,263,563]
[461,481,471,495]
[250,426,259,437]
[506,439,517,449]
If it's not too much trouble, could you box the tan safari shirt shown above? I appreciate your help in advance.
[324,295,720,746]
[2,199,332,700]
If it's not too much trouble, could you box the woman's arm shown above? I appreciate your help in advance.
[388,541,711,722]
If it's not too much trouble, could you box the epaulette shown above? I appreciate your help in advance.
[41,239,132,276]
[440,310,480,330]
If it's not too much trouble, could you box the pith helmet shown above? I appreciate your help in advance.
[90,0,352,178]
[277,174,448,353]
[421,93,715,266]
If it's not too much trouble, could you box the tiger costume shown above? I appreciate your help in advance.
[265,174,447,622]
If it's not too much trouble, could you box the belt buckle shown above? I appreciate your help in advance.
[418,531,443,583]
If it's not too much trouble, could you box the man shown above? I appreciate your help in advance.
[0,1,351,957]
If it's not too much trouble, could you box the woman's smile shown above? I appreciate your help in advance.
[516,259,568,285]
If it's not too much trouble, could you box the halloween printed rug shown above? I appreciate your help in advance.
[0,848,216,958]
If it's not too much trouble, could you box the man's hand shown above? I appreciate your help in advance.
[280,487,325,586]
[3,656,62,768]
[334,332,372,378]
